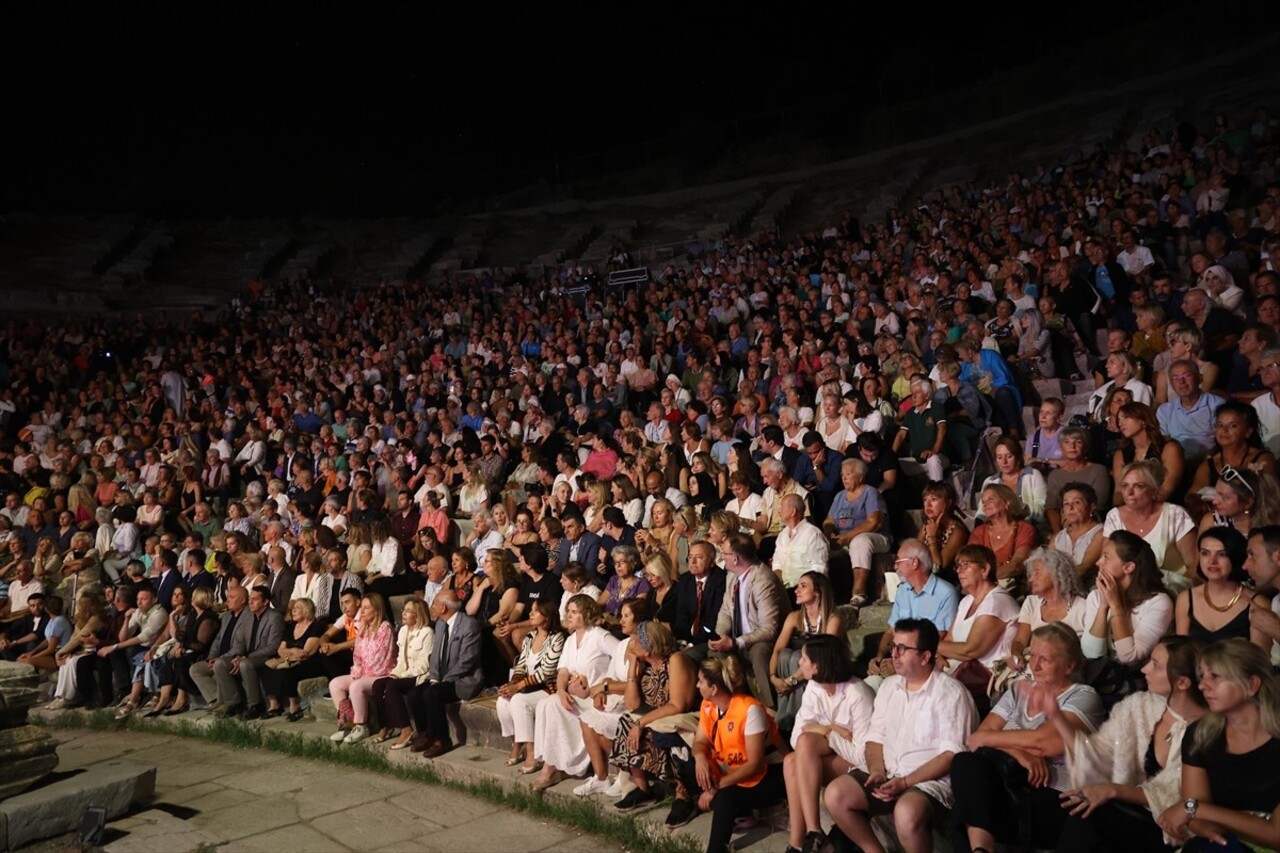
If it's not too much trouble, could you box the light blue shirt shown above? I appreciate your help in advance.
[887,573,960,633]
[1157,392,1225,459]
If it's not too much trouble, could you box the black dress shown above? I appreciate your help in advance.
[261,621,326,702]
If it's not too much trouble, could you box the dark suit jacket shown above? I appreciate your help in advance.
[152,570,181,612]
[227,607,285,666]
[209,608,243,659]
[673,566,727,644]
[267,567,297,614]
[560,531,602,580]
[429,612,483,700]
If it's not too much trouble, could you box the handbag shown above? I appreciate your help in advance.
[951,659,994,716]
[1081,656,1147,712]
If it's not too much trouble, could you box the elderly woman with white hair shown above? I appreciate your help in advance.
[1088,352,1153,421]
[1006,547,1088,671]
[823,458,890,607]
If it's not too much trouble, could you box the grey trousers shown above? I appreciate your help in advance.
[188,657,264,707]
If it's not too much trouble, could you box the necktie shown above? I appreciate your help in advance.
[249,614,260,649]
[438,620,450,674]
[692,579,705,637]
[732,577,744,637]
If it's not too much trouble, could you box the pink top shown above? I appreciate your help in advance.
[350,620,395,679]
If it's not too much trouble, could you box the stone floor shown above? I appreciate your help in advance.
[34,729,626,853]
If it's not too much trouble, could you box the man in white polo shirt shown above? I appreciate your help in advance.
[1254,350,1280,456]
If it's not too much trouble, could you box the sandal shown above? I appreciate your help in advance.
[849,593,868,607]
[515,761,543,776]
[532,770,565,791]
[504,748,527,767]
[114,700,137,720]
[389,738,414,750]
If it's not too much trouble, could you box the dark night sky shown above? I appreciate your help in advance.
[2,2,1232,218]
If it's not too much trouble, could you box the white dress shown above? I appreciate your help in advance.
[577,637,633,739]
[532,627,620,774]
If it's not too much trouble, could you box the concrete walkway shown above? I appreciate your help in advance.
[43,729,625,853]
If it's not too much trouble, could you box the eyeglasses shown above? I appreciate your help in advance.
[1261,362,1280,372]
[893,557,916,566]
[1220,465,1255,495]
[889,644,921,656]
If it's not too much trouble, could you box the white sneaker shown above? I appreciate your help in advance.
[604,773,630,798]
[572,776,611,797]
[329,728,349,743]
[343,724,370,745]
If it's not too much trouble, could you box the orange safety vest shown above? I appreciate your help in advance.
[699,694,780,788]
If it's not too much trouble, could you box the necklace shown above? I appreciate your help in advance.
[1203,583,1243,613]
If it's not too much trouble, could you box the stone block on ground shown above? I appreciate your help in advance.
[0,761,156,849]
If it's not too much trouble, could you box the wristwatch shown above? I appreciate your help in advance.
[1183,797,1198,820]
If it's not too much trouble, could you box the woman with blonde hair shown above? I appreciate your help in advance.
[582,481,610,534]
[1153,324,1219,405]
[642,550,679,626]
[1104,460,1198,587]
[373,598,434,747]
[529,594,620,790]
[668,505,700,569]
[636,497,675,558]
[1199,464,1280,536]
[659,654,784,844]
[328,593,396,745]
[1155,639,1280,850]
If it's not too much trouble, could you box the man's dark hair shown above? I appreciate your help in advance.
[892,617,941,665]
[760,425,784,447]
[802,430,824,450]
[520,542,549,575]
[601,506,625,529]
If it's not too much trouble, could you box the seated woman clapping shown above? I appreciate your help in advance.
[950,623,1105,853]
[1154,639,1280,851]
[497,600,565,768]
[782,634,875,853]
[1056,636,1207,851]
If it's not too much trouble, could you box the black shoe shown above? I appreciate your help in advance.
[614,787,658,812]
[802,830,830,853]
[240,705,266,721]
[216,703,245,718]
[285,709,304,722]
[664,797,699,829]
[265,707,284,718]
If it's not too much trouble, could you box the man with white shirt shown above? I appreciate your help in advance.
[1116,228,1155,283]
[1,493,29,529]
[824,618,977,853]
[1254,350,1280,456]
[771,494,829,591]
[413,466,451,512]
[464,509,504,570]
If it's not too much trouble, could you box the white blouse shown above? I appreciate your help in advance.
[558,626,620,686]
[791,678,876,770]
[948,587,1020,670]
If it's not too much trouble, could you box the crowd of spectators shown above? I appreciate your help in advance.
[2,105,1280,852]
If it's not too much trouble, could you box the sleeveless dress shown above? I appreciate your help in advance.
[611,662,676,782]
[775,610,824,730]
[1186,589,1251,642]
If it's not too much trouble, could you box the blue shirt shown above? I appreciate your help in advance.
[887,573,960,633]
[827,487,886,533]
[1157,392,1226,458]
